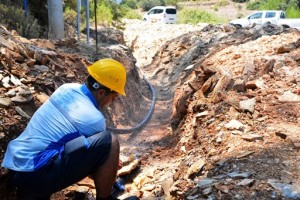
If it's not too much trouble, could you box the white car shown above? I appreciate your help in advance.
[143,6,177,24]
[230,10,300,30]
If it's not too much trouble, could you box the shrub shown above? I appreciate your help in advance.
[89,0,125,27]
[123,7,142,19]
[139,0,164,11]
[259,0,287,10]
[231,0,249,3]
[236,12,244,18]
[164,0,179,6]
[0,3,41,38]
[121,0,138,9]
[246,0,261,10]
[64,1,77,11]
[64,8,77,38]
[286,6,300,18]
[214,5,219,11]
[97,4,114,26]
[216,0,229,7]
[178,8,227,25]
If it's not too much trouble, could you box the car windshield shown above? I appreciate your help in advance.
[166,8,176,14]
[249,12,262,19]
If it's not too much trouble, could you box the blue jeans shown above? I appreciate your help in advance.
[10,131,112,198]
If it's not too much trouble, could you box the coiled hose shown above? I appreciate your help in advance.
[107,75,156,134]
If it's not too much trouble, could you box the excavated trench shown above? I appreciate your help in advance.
[1,19,300,200]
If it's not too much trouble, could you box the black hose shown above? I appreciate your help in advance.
[107,75,156,134]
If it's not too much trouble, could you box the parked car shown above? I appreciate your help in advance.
[143,6,177,24]
[230,10,300,30]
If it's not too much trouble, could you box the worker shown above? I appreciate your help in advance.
[1,58,139,200]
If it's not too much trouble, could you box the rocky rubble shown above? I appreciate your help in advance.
[0,24,151,199]
[0,18,300,200]
[121,20,300,199]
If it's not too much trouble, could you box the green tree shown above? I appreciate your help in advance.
[121,0,138,9]
[164,0,179,6]
[139,0,164,11]
[0,2,41,38]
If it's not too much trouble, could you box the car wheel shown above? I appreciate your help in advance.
[230,23,242,28]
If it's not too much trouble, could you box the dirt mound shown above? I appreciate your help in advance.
[123,20,300,199]
[0,24,151,199]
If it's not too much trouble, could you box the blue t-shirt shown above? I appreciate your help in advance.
[1,83,106,172]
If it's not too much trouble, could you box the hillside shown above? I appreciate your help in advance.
[177,0,254,20]
[1,10,300,200]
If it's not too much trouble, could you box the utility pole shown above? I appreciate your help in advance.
[94,0,99,54]
[77,0,81,41]
[47,0,64,39]
[86,0,90,45]
[78,0,90,44]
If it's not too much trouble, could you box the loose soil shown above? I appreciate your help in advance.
[1,5,300,200]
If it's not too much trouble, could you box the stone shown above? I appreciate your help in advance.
[195,111,209,118]
[197,178,217,189]
[142,184,156,191]
[239,98,256,113]
[214,183,229,193]
[118,159,139,176]
[17,86,32,96]
[237,179,255,186]
[293,142,300,149]
[227,172,252,179]
[34,65,49,72]
[245,81,257,90]
[186,159,206,178]
[260,59,275,76]
[151,184,164,197]
[241,133,263,142]
[278,91,300,102]
[77,177,95,188]
[10,74,21,86]
[232,79,245,92]
[245,79,266,90]
[243,62,256,82]
[225,120,244,130]
[236,151,255,158]
[15,106,30,119]
[133,174,152,190]
[202,187,212,195]
[11,94,33,103]
[184,64,194,71]
[76,186,89,193]
[0,97,12,107]
[275,131,287,139]
[268,179,300,199]
[1,76,11,88]
[35,93,49,104]
[0,35,16,50]
[5,89,16,97]
[120,154,136,165]
[201,78,212,93]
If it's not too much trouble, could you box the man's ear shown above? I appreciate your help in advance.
[98,88,107,97]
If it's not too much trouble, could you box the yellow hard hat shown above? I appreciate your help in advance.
[87,58,126,96]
